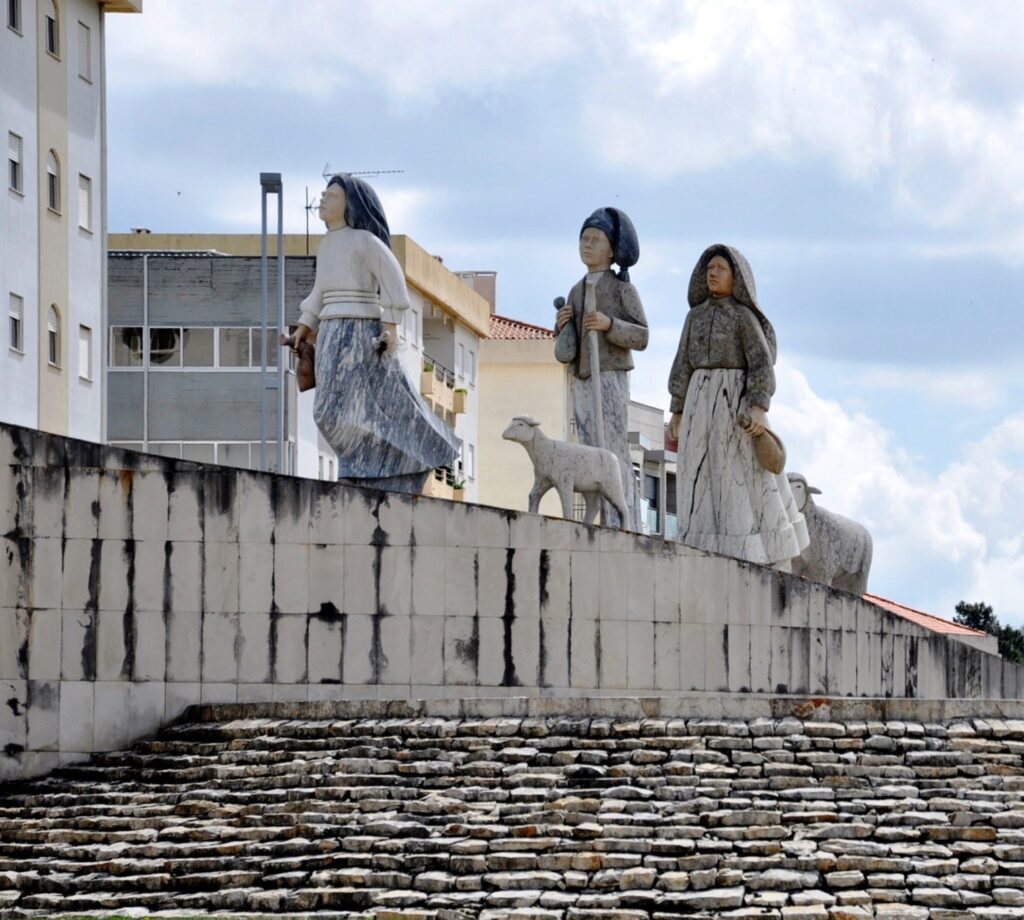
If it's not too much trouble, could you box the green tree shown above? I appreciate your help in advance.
[954,600,998,633]
[954,600,1024,665]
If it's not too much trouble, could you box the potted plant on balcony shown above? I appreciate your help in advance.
[453,387,468,414]
[420,360,436,400]
[452,478,466,501]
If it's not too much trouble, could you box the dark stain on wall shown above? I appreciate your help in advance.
[566,556,574,685]
[17,629,28,680]
[81,538,102,681]
[207,472,236,519]
[501,548,519,687]
[594,621,602,688]
[312,601,347,683]
[269,533,280,684]
[538,620,548,689]
[27,681,56,710]
[905,636,919,697]
[3,743,24,758]
[454,552,480,678]
[121,539,137,681]
[773,573,787,617]
[721,624,730,692]
[6,697,22,716]
[197,478,208,681]
[370,495,390,683]
[539,549,550,609]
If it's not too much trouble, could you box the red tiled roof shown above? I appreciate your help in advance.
[864,593,989,637]
[489,314,555,341]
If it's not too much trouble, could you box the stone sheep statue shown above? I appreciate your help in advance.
[502,416,629,529]
[787,472,873,594]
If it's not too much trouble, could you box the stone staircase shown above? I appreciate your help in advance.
[3,702,1024,918]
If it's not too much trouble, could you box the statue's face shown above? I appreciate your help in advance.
[707,254,734,297]
[318,183,347,228]
[790,478,807,512]
[579,227,613,271]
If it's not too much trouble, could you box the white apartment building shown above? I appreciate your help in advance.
[2,0,140,439]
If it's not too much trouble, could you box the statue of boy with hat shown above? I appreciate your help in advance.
[555,207,648,530]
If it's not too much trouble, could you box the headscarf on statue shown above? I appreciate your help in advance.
[687,243,777,363]
[579,207,639,282]
[327,173,392,248]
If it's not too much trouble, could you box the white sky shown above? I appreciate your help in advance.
[106,1,1024,623]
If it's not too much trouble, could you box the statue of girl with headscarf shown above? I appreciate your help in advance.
[668,244,807,566]
[288,174,459,493]
[554,207,648,530]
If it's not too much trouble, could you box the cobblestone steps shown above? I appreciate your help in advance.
[3,705,1024,918]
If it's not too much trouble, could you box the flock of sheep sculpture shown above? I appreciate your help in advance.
[503,416,873,595]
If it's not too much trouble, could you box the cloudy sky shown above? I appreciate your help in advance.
[106,1,1024,624]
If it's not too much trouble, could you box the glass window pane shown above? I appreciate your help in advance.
[181,442,215,463]
[111,327,143,366]
[220,442,251,469]
[150,442,181,459]
[251,327,278,368]
[219,328,250,366]
[182,328,214,366]
[150,328,181,366]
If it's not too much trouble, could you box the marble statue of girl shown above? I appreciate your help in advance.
[668,244,807,566]
[554,207,648,530]
[288,174,459,493]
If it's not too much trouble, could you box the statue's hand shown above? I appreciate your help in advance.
[556,306,573,331]
[743,406,768,437]
[583,311,612,333]
[284,324,313,354]
[378,322,399,355]
[668,412,682,442]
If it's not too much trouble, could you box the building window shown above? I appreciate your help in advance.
[77,21,91,81]
[7,133,22,193]
[46,150,60,212]
[8,0,21,33]
[78,325,91,380]
[149,328,181,366]
[44,0,58,56]
[77,174,91,231]
[47,305,60,366]
[456,342,464,377]
[468,348,477,384]
[110,327,143,366]
[467,443,475,480]
[219,327,250,366]
[9,293,23,352]
[182,328,214,366]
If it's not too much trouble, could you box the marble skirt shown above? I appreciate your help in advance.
[572,369,641,531]
[675,368,806,566]
[313,319,459,481]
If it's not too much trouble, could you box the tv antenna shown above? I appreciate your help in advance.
[303,164,406,253]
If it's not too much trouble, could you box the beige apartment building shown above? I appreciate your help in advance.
[2,0,141,440]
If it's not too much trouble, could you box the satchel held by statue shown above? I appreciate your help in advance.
[737,414,787,475]
[279,333,316,392]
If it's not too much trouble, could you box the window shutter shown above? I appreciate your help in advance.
[78,325,91,379]
[77,22,91,79]
[7,133,20,164]
[78,175,91,230]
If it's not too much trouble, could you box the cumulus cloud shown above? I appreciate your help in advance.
[581,1,1024,249]
[771,362,1024,624]
[107,0,577,102]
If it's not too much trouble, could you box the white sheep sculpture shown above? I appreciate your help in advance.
[502,416,629,529]
[787,472,873,594]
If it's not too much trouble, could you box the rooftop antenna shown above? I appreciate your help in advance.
[303,163,406,254]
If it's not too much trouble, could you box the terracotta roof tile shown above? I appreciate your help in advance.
[865,593,989,637]
[489,314,556,340]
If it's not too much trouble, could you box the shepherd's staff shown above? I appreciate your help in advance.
[555,290,604,450]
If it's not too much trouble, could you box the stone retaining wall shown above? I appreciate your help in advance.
[3,699,1024,918]
[3,422,1024,781]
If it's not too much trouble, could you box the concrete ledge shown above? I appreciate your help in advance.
[190,693,1024,725]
